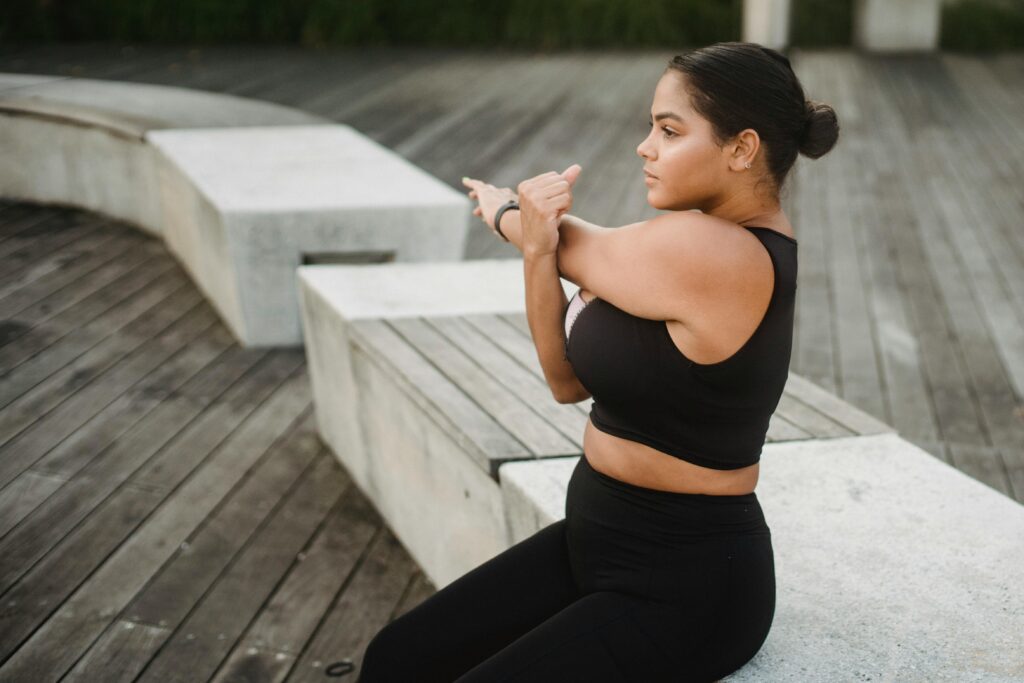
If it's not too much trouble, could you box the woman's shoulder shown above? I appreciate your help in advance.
[648,211,774,261]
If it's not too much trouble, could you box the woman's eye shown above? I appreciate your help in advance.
[645,119,675,138]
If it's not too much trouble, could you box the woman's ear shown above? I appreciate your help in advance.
[729,128,760,171]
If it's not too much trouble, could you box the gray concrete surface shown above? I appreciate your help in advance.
[0,74,472,345]
[501,433,1024,681]
[149,125,471,345]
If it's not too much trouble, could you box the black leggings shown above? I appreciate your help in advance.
[356,454,776,682]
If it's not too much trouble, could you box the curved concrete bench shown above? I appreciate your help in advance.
[298,259,1024,680]
[0,74,471,346]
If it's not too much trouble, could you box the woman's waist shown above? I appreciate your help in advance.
[568,456,769,544]
[583,418,760,496]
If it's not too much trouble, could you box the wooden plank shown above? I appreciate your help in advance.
[129,350,307,492]
[0,283,203,450]
[133,450,342,683]
[390,316,576,458]
[34,344,267,481]
[62,620,170,683]
[0,232,161,329]
[349,318,530,473]
[487,312,594,417]
[912,58,1024,441]
[0,343,272,594]
[500,310,531,338]
[783,373,896,436]
[765,411,814,443]
[789,52,839,394]
[26,323,235,479]
[124,411,323,628]
[0,206,71,257]
[773,392,854,439]
[0,364,310,681]
[229,481,380,655]
[292,47,437,119]
[0,484,162,665]
[887,57,1018,461]
[0,258,181,387]
[428,54,592,187]
[325,50,468,126]
[843,55,938,445]
[285,527,419,683]
[946,441,1013,499]
[390,55,532,160]
[0,295,214,488]
[0,324,233,536]
[821,54,886,421]
[434,314,585,446]
[0,216,111,293]
[0,470,63,538]
[865,57,987,448]
[208,647,294,683]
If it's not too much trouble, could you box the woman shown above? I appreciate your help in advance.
[352,41,838,682]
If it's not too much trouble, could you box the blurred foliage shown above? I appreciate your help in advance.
[791,0,853,46]
[941,0,1024,51]
[0,0,741,48]
[1,0,1022,51]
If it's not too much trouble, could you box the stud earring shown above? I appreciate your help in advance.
[744,161,751,169]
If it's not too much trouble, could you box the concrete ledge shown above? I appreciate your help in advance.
[0,74,471,346]
[501,434,1024,681]
[298,260,577,585]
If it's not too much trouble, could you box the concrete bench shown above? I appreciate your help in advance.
[0,74,470,346]
[299,259,1024,680]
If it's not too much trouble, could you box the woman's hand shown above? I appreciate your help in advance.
[461,177,518,240]
[517,164,582,257]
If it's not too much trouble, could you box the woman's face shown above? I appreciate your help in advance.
[636,71,734,212]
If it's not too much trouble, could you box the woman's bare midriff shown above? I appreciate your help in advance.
[583,417,759,495]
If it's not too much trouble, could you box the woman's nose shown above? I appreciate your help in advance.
[637,131,653,159]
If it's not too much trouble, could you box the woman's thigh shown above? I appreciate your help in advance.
[453,591,691,683]
[358,519,580,683]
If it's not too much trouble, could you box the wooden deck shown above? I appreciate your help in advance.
[1,42,1023,679]
[2,44,1018,500]
[0,203,433,681]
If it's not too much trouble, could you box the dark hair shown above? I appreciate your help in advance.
[665,41,839,198]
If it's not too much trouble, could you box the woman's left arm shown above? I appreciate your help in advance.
[463,169,590,403]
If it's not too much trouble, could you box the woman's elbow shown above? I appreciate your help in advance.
[553,383,591,404]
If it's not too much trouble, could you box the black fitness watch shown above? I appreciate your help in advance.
[493,200,519,242]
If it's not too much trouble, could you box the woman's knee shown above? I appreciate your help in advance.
[359,619,414,682]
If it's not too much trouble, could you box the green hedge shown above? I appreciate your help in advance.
[941,0,1024,51]
[0,0,741,47]
[2,0,1022,51]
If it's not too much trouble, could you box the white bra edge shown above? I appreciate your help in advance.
[564,288,590,340]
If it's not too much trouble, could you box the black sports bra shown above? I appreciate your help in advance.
[563,226,798,470]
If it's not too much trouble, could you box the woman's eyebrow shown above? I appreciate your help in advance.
[651,111,685,123]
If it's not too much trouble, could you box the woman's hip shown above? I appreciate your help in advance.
[565,454,775,608]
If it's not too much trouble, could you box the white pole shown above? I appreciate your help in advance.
[742,0,793,50]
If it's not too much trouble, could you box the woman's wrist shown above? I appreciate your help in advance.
[493,201,519,242]
[496,208,524,251]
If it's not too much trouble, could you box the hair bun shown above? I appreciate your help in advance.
[800,100,840,159]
